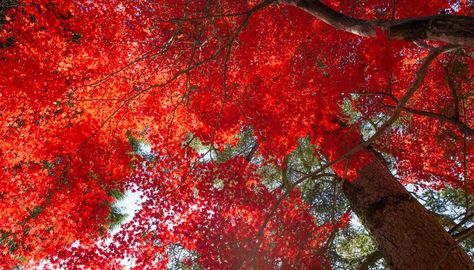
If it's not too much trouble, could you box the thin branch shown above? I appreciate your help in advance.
[384,104,474,136]
[444,65,461,119]
[281,155,290,189]
[453,225,474,242]
[449,212,474,235]
[245,143,258,162]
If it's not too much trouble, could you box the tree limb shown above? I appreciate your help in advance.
[453,225,474,242]
[449,212,474,235]
[384,104,474,136]
[278,0,474,47]
[357,250,383,270]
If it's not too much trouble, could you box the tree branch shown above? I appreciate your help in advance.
[444,65,461,119]
[245,142,258,162]
[453,225,474,242]
[384,104,474,136]
[278,0,474,47]
[278,0,376,37]
[357,250,383,270]
[449,212,474,235]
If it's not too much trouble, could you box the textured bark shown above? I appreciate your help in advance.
[341,153,474,270]
[389,15,474,47]
[279,0,474,47]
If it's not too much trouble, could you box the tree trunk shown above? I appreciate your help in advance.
[341,153,474,270]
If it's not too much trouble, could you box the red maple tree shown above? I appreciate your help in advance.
[0,0,473,269]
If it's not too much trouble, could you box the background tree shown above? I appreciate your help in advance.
[0,0,473,269]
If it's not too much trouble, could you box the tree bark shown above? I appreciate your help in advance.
[341,153,474,270]
[279,0,474,47]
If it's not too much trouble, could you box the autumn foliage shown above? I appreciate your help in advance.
[0,0,472,269]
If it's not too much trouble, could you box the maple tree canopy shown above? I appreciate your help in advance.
[0,0,473,269]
